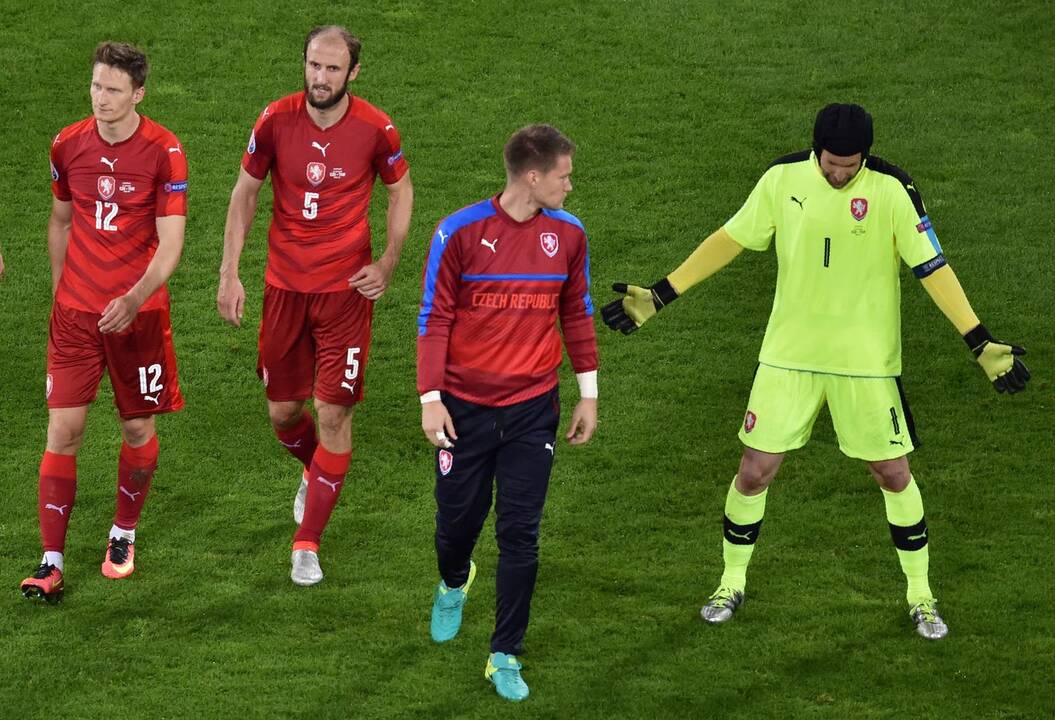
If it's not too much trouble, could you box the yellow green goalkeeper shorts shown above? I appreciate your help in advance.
[737,363,918,461]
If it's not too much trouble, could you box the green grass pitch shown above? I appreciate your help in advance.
[0,1,1052,718]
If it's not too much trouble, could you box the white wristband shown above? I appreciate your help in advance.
[576,370,598,399]
[420,390,442,404]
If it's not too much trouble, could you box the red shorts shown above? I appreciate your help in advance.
[46,302,184,419]
[257,285,373,406]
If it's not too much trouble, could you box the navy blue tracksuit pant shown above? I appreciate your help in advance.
[434,387,560,655]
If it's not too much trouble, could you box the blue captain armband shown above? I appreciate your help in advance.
[912,254,947,279]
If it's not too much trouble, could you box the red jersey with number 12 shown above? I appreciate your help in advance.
[242,92,409,294]
[50,115,188,314]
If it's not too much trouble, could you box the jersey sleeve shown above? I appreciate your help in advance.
[723,167,778,251]
[155,139,188,217]
[241,105,277,180]
[371,120,409,185]
[559,229,598,373]
[50,134,70,201]
[416,222,461,394]
[892,178,946,278]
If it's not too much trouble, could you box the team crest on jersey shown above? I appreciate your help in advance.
[98,175,116,200]
[540,232,559,257]
[850,197,868,221]
[743,410,757,433]
[438,449,453,476]
[306,162,326,187]
[46,374,54,399]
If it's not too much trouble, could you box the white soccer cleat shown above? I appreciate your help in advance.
[291,549,323,586]
[293,474,308,525]
[910,599,949,640]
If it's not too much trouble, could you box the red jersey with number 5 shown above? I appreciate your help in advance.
[241,92,409,294]
[49,115,188,314]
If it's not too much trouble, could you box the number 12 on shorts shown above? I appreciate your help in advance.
[342,348,360,393]
[138,363,164,404]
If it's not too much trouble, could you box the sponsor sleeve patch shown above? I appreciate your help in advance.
[387,149,404,166]
[912,253,947,279]
[164,181,188,193]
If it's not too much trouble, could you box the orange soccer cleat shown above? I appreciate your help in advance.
[101,538,136,579]
[21,563,64,604]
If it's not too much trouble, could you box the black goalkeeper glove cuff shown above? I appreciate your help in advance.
[650,278,679,309]
[963,323,993,355]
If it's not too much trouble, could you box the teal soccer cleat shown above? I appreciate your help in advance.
[485,652,529,702]
[430,560,477,642]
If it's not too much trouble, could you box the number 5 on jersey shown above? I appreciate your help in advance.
[342,347,360,393]
[303,192,319,220]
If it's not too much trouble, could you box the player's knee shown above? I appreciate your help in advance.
[268,402,304,430]
[46,421,85,454]
[496,519,541,558]
[315,402,352,438]
[120,417,155,447]
[869,461,911,491]
[736,464,775,495]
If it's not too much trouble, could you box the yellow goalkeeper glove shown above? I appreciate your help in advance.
[964,324,1031,394]
[601,279,679,334]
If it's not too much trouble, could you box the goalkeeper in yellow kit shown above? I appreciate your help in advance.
[602,104,1030,640]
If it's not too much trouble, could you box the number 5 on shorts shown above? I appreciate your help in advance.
[342,348,360,393]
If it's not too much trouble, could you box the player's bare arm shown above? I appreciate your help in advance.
[218,167,265,326]
[0,249,6,280]
[47,198,73,294]
[349,171,413,300]
[99,214,185,334]
[421,396,457,449]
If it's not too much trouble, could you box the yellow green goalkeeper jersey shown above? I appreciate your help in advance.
[724,150,946,377]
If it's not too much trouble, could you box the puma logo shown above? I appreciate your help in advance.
[790,196,805,209]
[889,439,904,446]
[311,141,330,157]
[280,439,303,448]
[727,528,754,541]
[100,156,117,171]
[437,229,449,245]
[45,503,68,516]
[480,238,499,253]
[544,443,554,455]
[119,487,141,501]
[317,477,341,492]
[907,530,928,542]
[144,394,160,405]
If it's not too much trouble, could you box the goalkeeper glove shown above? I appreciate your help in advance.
[601,279,678,334]
[963,324,1031,394]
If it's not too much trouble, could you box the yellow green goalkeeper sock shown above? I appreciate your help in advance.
[882,476,933,606]
[719,476,767,592]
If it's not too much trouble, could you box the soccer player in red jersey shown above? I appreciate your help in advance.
[217,25,413,586]
[21,42,188,603]
[417,125,598,701]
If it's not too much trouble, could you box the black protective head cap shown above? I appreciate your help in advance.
[813,103,873,158]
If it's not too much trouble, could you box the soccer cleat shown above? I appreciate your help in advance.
[430,560,477,643]
[291,548,323,586]
[485,652,529,702]
[700,587,744,624]
[101,538,136,579]
[21,563,64,604]
[910,599,949,640]
[293,472,308,525]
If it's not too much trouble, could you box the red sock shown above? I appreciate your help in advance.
[39,451,77,553]
[114,435,159,531]
[274,411,318,470]
[293,445,351,550]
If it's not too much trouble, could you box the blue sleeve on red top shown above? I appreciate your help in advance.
[416,198,498,394]
[543,208,598,373]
